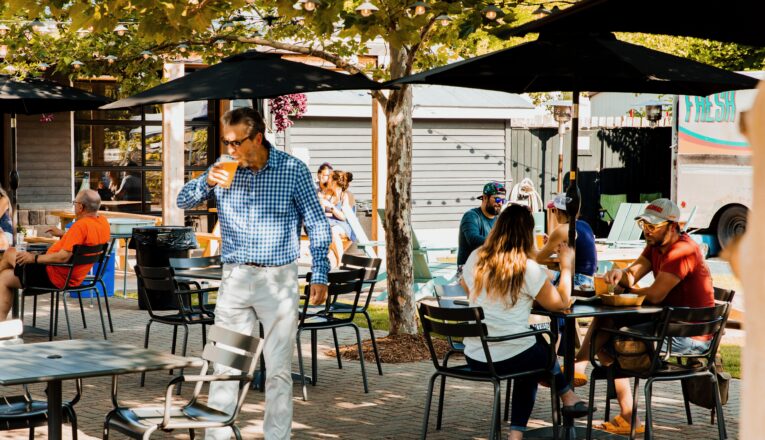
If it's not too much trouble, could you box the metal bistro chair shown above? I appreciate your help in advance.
[21,243,111,340]
[585,301,730,440]
[134,265,217,388]
[1,319,82,439]
[418,302,559,440]
[297,268,367,401]
[678,287,735,432]
[169,255,221,308]
[104,325,263,440]
[331,254,383,375]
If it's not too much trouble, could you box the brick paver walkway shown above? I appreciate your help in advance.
[1,295,739,439]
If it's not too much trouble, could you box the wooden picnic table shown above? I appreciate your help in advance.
[0,339,201,440]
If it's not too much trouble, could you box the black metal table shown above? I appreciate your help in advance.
[436,298,663,439]
[0,339,202,440]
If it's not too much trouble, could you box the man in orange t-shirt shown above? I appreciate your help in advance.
[0,189,110,321]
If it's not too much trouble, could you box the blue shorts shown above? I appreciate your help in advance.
[670,337,711,355]
[550,271,594,290]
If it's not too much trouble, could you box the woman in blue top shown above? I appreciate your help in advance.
[0,188,13,250]
[535,193,598,289]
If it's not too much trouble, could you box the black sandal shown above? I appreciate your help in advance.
[562,401,595,418]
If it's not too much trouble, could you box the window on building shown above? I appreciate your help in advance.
[73,80,218,231]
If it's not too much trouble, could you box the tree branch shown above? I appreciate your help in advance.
[231,36,389,108]
[405,16,437,76]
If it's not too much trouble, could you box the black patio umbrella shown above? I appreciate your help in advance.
[388,31,758,253]
[1,74,111,245]
[508,0,765,47]
[102,51,384,109]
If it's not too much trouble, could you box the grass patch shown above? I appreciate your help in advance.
[719,344,741,379]
[352,303,390,331]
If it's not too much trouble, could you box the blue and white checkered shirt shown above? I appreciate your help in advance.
[177,141,332,284]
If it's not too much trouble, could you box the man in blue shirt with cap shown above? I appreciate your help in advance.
[457,181,507,271]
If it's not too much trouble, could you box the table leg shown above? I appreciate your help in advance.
[11,288,20,319]
[562,317,578,440]
[47,379,63,440]
[123,238,129,298]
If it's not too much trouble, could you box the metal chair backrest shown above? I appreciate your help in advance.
[134,265,188,318]
[63,243,110,289]
[339,254,382,310]
[302,268,365,324]
[418,302,498,376]
[0,320,23,346]
[713,287,735,303]
[656,302,729,362]
[169,256,222,270]
[192,326,262,421]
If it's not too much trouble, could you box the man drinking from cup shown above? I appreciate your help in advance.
[177,107,331,440]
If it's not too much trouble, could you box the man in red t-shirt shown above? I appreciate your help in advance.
[0,189,110,321]
[574,199,714,434]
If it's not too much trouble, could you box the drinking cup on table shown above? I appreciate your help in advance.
[594,275,608,295]
[216,156,239,189]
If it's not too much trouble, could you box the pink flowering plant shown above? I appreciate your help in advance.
[269,93,308,132]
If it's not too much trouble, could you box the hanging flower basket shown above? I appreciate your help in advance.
[269,93,307,132]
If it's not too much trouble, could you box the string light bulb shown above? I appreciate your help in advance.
[303,0,320,11]
[214,39,226,49]
[436,14,452,26]
[113,24,128,36]
[176,44,189,53]
[71,60,84,70]
[355,1,379,17]
[38,62,50,71]
[0,24,9,36]
[532,4,551,18]
[410,1,430,16]
[140,50,153,59]
[29,19,46,33]
[222,22,234,32]
[0,45,7,58]
[76,28,90,37]
[481,4,502,20]
[105,55,118,64]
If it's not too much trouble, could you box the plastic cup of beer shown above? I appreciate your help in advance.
[535,232,546,250]
[594,275,608,295]
[216,156,239,189]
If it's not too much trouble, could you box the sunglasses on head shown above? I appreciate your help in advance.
[637,219,669,233]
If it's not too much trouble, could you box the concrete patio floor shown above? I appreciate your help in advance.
[1,294,739,439]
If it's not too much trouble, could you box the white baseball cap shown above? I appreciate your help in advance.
[546,193,570,211]
[635,198,680,224]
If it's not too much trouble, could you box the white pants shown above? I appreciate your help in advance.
[205,263,298,440]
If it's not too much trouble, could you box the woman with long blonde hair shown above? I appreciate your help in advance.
[460,204,594,439]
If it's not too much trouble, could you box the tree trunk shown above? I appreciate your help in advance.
[384,45,417,335]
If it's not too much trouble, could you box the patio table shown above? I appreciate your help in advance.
[436,298,663,439]
[0,339,202,440]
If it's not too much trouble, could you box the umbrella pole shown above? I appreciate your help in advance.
[9,113,19,247]
[566,92,581,249]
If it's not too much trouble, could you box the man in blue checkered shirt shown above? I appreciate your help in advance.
[177,107,331,440]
